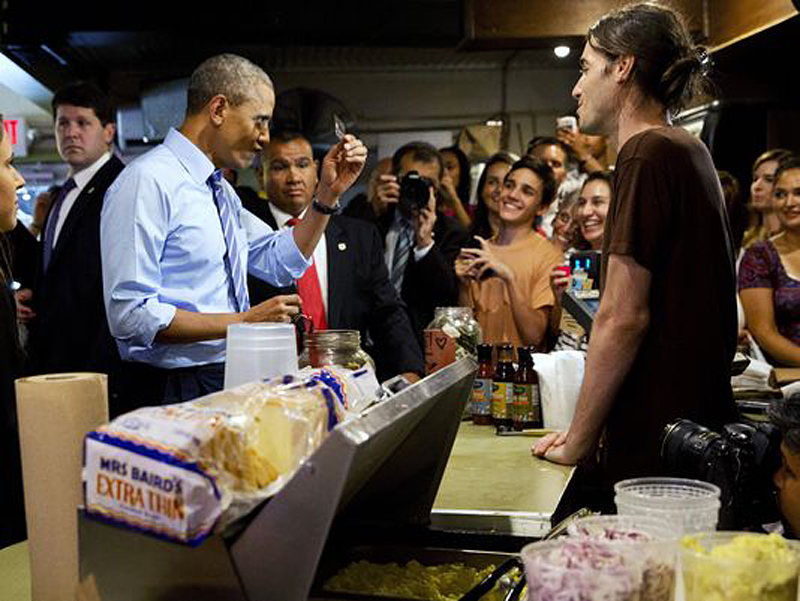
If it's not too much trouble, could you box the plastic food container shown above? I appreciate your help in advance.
[225,323,299,388]
[521,537,677,601]
[682,531,800,601]
[567,514,678,541]
[614,477,721,535]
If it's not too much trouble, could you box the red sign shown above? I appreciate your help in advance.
[2,119,19,145]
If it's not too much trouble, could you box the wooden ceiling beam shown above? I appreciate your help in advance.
[462,0,798,51]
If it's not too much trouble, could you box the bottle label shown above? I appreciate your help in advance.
[513,383,531,421]
[492,382,513,419]
[424,329,457,375]
[530,383,541,422]
[472,378,492,415]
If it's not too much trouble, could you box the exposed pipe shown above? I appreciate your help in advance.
[500,50,520,149]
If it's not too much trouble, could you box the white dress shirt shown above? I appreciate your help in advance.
[101,128,309,368]
[53,151,112,242]
[268,203,329,315]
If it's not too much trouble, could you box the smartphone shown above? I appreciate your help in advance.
[460,238,496,281]
[556,115,578,133]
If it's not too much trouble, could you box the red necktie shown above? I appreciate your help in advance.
[287,218,328,330]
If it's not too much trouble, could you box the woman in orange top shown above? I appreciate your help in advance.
[456,156,562,348]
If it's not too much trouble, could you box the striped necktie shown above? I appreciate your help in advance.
[390,218,414,293]
[42,177,76,271]
[208,171,250,312]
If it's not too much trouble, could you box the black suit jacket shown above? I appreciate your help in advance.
[345,195,468,337]
[243,198,424,382]
[30,155,125,384]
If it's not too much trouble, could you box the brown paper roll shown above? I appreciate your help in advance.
[15,373,108,601]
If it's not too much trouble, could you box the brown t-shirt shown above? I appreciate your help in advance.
[465,231,562,348]
[600,127,738,483]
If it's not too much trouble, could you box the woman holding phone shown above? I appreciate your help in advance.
[547,172,613,350]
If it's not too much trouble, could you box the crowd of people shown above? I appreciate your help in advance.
[3,1,800,548]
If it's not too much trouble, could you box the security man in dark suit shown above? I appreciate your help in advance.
[244,131,424,383]
[344,141,468,339]
[24,82,126,412]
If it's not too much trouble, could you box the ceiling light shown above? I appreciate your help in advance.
[554,46,571,59]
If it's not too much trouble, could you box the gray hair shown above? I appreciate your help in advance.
[186,54,273,115]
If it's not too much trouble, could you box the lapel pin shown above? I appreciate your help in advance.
[338,242,347,251]
[87,187,95,195]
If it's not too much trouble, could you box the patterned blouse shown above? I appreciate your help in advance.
[739,239,800,348]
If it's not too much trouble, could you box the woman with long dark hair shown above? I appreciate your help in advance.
[742,149,793,250]
[468,152,516,240]
[740,155,800,366]
[0,114,28,548]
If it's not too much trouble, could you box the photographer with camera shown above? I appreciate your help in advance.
[346,142,467,339]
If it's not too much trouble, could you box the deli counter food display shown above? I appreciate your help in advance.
[75,357,574,601]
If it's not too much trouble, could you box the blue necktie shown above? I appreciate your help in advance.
[42,178,76,271]
[390,218,414,293]
[209,171,250,312]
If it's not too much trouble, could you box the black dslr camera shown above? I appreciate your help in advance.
[661,418,782,529]
[398,171,432,216]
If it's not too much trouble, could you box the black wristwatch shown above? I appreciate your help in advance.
[311,197,342,215]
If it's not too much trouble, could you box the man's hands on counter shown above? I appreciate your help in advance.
[532,431,589,466]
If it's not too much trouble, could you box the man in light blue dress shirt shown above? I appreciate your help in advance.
[101,54,366,409]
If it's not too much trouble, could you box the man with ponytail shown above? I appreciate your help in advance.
[534,2,738,507]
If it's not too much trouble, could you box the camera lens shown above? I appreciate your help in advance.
[398,171,432,216]
[661,418,729,478]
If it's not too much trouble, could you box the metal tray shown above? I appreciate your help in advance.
[311,545,515,601]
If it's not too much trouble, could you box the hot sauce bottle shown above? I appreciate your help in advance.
[471,343,494,425]
[513,346,542,430]
[491,344,516,429]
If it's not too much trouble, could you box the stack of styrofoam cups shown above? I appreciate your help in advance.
[224,323,298,389]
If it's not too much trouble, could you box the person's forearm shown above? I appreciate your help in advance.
[451,197,472,229]
[750,325,800,367]
[566,304,649,449]
[507,277,549,347]
[548,298,563,338]
[292,195,333,258]
[579,156,604,174]
[155,308,242,343]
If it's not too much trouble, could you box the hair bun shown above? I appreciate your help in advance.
[692,46,711,76]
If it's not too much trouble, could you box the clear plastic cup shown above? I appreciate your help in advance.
[521,537,677,601]
[682,531,800,601]
[615,477,721,535]
[224,323,299,388]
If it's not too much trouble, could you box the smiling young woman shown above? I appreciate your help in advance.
[456,156,563,349]
[740,155,800,367]
[0,114,29,548]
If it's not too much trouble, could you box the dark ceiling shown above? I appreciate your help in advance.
[1,1,469,99]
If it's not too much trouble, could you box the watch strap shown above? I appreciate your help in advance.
[311,197,342,215]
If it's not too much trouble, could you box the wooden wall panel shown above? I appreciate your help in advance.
[463,0,703,48]
[708,0,797,49]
